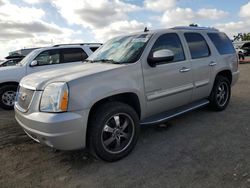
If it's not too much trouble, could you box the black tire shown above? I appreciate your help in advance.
[88,102,140,162]
[209,75,231,111]
[0,85,18,110]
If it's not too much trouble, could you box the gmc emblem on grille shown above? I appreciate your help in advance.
[19,92,27,101]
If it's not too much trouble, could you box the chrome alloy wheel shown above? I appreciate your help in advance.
[216,82,229,107]
[101,113,135,154]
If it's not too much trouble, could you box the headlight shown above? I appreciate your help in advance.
[40,82,69,112]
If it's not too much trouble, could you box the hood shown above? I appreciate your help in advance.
[20,62,124,90]
[0,64,21,70]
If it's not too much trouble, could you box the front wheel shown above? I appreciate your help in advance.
[0,85,18,110]
[209,76,231,111]
[88,102,139,162]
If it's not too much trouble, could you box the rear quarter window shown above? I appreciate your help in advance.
[90,47,99,52]
[207,33,235,55]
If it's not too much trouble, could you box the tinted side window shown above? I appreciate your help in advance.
[184,33,210,59]
[61,48,88,63]
[6,60,17,66]
[150,33,185,62]
[207,33,235,55]
[35,50,60,66]
[13,59,20,63]
[90,47,99,52]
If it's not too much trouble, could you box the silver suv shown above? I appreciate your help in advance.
[15,27,239,161]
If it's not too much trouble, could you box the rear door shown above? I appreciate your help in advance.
[61,48,88,64]
[184,32,214,101]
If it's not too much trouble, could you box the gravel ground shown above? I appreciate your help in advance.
[0,64,249,188]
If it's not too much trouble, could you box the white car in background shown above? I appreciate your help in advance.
[0,58,24,67]
[235,47,247,55]
[0,43,102,110]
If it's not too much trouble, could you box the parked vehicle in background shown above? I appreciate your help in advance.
[235,47,247,55]
[15,27,239,162]
[235,47,246,61]
[233,41,250,56]
[0,43,102,110]
[0,58,24,67]
[8,47,39,57]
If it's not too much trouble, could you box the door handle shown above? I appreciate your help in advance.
[209,61,217,66]
[179,67,190,73]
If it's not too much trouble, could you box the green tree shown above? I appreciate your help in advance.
[233,33,250,41]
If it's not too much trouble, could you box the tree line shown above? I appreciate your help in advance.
[233,33,250,41]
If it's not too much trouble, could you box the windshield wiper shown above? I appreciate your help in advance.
[92,59,121,64]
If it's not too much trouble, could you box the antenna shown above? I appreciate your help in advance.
[144,27,149,32]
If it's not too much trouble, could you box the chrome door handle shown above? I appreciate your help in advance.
[209,62,217,66]
[179,67,190,73]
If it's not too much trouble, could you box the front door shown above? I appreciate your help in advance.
[27,48,88,74]
[27,49,62,74]
[142,33,193,117]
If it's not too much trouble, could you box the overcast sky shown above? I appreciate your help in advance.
[1,0,250,59]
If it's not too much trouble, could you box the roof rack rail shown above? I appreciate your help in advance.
[53,43,102,47]
[172,26,219,31]
[5,55,25,59]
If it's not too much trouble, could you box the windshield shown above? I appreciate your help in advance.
[19,49,39,65]
[1,60,8,63]
[87,33,152,64]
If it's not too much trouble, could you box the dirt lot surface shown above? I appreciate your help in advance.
[0,64,250,188]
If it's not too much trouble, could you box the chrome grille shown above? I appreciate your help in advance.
[16,86,35,112]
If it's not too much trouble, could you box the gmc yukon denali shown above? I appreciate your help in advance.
[15,27,239,161]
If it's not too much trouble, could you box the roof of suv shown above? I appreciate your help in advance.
[171,26,219,31]
[131,26,220,36]
[31,43,102,54]
[52,43,102,47]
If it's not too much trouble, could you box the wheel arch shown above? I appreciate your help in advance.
[86,92,141,147]
[88,92,141,119]
[215,70,232,84]
[0,81,19,88]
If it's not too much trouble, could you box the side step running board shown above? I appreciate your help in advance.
[140,99,210,126]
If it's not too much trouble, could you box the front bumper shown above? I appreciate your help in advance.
[15,107,89,150]
[232,70,240,86]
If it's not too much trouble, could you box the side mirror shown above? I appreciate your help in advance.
[148,49,174,67]
[30,60,38,67]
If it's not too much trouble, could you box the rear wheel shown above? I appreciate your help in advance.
[0,85,18,110]
[88,102,139,162]
[209,76,231,111]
